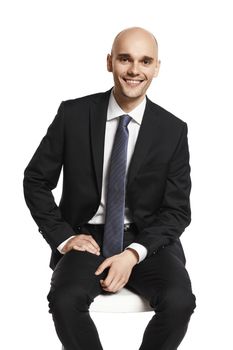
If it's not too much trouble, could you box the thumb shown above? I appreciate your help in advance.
[95,258,110,275]
[95,264,105,275]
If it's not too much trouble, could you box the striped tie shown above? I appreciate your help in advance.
[103,114,132,257]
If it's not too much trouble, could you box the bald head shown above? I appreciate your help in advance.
[107,27,160,112]
[111,27,158,59]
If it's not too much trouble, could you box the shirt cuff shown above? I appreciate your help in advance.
[57,235,76,254]
[125,243,148,263]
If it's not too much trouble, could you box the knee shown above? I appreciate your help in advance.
[47,284,89,315]
[157,288,196,323]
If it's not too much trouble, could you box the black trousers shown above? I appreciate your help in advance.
[47,224,196,350]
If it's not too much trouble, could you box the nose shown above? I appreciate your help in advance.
[127,62,140,76]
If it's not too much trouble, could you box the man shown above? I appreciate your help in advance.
[23,27,196,349]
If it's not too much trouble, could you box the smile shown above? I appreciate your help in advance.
[123,79,144,86]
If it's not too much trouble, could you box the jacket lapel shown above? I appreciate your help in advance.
[127,98,161,187]
[89,90,111,197]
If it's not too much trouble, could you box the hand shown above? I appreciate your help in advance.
[61,234,100,255]
[95,249,138,293]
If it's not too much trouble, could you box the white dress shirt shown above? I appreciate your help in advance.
[58,90,148,262]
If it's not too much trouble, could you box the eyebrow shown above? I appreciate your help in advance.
[117,53,154,62]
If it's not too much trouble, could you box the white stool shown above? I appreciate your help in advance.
[90,287,153,313]
[61,287,153,349]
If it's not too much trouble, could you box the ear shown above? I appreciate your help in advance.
[153,59,161,78]
[107,54,113,72]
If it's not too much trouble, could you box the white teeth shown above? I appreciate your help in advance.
[125,79,142,85]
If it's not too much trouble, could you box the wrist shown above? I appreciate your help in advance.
[123,248,139,265]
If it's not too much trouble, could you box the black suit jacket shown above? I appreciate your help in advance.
[23,89,191,269]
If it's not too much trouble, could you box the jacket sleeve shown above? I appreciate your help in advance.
[23,102,75,251]
[134,122,191,256]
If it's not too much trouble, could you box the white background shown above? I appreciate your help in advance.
[1,0,232,349]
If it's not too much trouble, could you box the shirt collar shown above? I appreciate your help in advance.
[107,89,146,125]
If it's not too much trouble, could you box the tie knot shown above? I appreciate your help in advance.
[120,114,132,128]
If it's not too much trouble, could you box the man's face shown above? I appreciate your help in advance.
[107,30,160,103]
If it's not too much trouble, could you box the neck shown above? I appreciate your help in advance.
[113,90,145,113]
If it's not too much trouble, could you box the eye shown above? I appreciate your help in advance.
[120,57,129,63]
[143,59,151,65]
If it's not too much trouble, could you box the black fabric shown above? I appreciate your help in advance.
[47,225,196,350]
[23,89,191,270]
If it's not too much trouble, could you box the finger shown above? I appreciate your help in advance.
[102,277,123,292]
[73,245,85,251]
[73,244,100,255]
[95,258,111,275]
[100,276,114,290]
[107,275,127,292]
[100,266,118,288]
[71,236,100,254]
[101,271,115,287]
[83,236,100,251]
[75,234,100,251]
[100,276,112,288]
[81,242,100,255]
